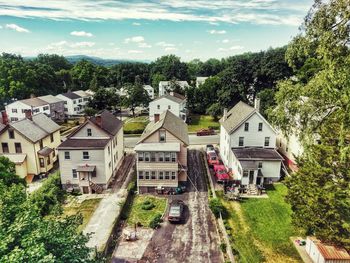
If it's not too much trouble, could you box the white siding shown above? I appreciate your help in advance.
[149,98,181,122]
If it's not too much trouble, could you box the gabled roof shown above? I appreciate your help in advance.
[159,80,189,87]
[10,113,60,143]
[38,95,64,104]
[59,91,81,100]
[138,110,189,145]
[151,94,185,104]
[232,147,283,161]
[73,90,90,97]
[58,139,110,149]
[89,110,123,136]
[21,97,48,107]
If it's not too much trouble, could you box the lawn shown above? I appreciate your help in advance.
[188,115,220,132]
[126,195,167,227]
[123,116,149,134]
[63,197,102,232]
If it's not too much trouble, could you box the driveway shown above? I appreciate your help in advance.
[139,150,222,263]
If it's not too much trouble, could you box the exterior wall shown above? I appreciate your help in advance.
[277,131,303,165]
[49,101,65,120]
[230,112,277,148]
[5,101,31,121]
[15,161,28,178]
[72,123,110,139]
[219,126,231,167]
[306,238,325,263]
[149,98,181,122]
[56,95,83,116]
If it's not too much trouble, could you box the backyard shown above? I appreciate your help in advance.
[123,116,149,134]
[219,184,301,263]
[188,115,220,133]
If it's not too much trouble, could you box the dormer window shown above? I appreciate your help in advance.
[244,122,249,131]
[87,128,92,137]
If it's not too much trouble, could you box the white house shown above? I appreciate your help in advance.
[143,85,154,99]
[149,94,187,122]
[219,100,283,186]
[56,90,92,116]
[5,98,51,122]
[159,81,189,96]
[196,77,208,88]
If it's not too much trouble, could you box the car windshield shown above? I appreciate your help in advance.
[169,206,181,216]
[218,170,226,174]
[211,156,217,160]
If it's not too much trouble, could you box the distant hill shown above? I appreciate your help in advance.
[65,55,149,66]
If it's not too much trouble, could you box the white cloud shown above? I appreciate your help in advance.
[132,22,141,26]
[70,31,93,37]
[218,45,244,52]
[0,25,2,29]
[138,42,152,48]
[209,22,220,26]
[165,47,178,52]
[128,50,143,54]
[156,41,175,47]
[70,41,95,48]
[5,24,29,33]
[124,36,145,43]
[222,39,229,43]
[208,30,226,34]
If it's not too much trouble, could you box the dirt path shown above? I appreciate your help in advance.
[139,150,222,263]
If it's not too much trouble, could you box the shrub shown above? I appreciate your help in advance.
[209,198,226,218]
[141,200,155,210]
[149,213,162,229]
[220,243,227,253]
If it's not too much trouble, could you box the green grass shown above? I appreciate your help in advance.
[188,115,220,132]
[240,184,301,260]
[126,195,167,227]
[63,198,102,232]
[123,116,149,134]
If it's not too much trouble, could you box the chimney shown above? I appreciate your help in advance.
[154,114,160,122]
[95,115,102,127]
[24,109,32,120]
[254,98,261,112]
[223,108,228,121]
[1,111,8,125]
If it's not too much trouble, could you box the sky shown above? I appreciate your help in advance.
[0,0,314,61]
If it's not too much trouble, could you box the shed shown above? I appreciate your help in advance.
[306,237,350,263]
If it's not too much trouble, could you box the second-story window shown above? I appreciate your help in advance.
[39,140,43,149]
[50,133,54,143]
[15,143,22,153]
[171,152,176,162]
[2,143,9,153]
[138,152,144,162]
[264,137,270,147]
[39,158,45,168]
[165,152,170,162]
[151,152,156,162]
[83,151,89,160]
[258,162,263,169]
[258,122,263,131]
[159,130,166,142]
[157,105,160,109]
[64,151,70,160]
[239,137,244,147]
[158,152,164,162]
[244,122,249,131]
[144,152,150,162]
[12,108,17,113]
[43,106,49,111]
[87,128,92,136]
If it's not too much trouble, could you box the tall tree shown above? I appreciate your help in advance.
[151,55,189,81]
[122,83,151,116]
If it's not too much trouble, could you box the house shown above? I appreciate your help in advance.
[135,110,189,193]
[0,113,61,181]
[143,85,154,99]
[5,97,51,122]
[58,110,124,194]
[219,100,283,186]
[38,95,65,121]
[149,93,187,122]
[305,237,350,263]
[277,132,303,172]
[56,90,92,116]
[158,80,189,96]
[196,77,208,88]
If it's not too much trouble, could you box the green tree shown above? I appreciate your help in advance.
[71,60,96,89]
[151,55,189,81]
[87,88,120,112]
[122,83,151,116]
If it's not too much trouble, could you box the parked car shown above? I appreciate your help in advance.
[168,200,185,223]
[207,152,220,166]
[197,128,216,136]
[206,144,215,154]
[215,169,230,183]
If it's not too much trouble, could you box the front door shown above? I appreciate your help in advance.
[82,186,89,194]
[249,170,255,184]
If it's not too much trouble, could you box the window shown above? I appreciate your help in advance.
[171,171,176,180]
[2,143,9,153]
[39,140,43,149]
[47,155,51,165]
[258,122,263,131]
[50,133,54,142]
[12,108,17,113]
[22,109,26,113]
[151,152,156,162]
[10,117,18,121]
[151,171,156,179]
[79,99,82,103]
[171,152,176,162]
[165,171,170,180]
[84,98,89,101]
[43,106,49,111]
[64,151,70,160]
[64,101,67,105]
[258,162,263,169]
[168,105,171,110]
[138,171,144,180]
[158,171,164,180]
[108,146,110,155]
[72,169,77,179]
[243,170,249,177]
[244,122,249,131]
[144,152,150,162]
[157,105,160,109]
[115,138,117,145]
[264,137,270,147]
[165,152,170,162]
[14,143,22,153]
[87,128,92,136]
[145,171,150,180]
[39,158,45,168]
[239,137,244,147]
[138,152,144,161]
[73,100,77,104]
[158,152,164,162]
[159,130,166,142]
[109,162,111,168]
[279,141,282,147]
[8,130,15,139]
[83,151,89,160]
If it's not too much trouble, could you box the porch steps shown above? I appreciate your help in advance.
[89,181,103,194]
[247,184,258,195]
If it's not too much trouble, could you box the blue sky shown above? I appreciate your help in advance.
[0,0,313,61]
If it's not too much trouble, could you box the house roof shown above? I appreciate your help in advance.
[151,94,185,104]
[21,97,48,107]
[37,146,53,157]
[308,237,350,260]
[219,101,256,134]
[0,122,6,134]
[38,95,64,104]
[0,153,26,164]
[138,110,189,145]
[58,139,110,149]
[89,110,123,136]
[73,90,90,97]
[76,165,96,172]
[159,80,189,87]
[232,147,283,161]
[60,91,81,100]
[10,113,60,143]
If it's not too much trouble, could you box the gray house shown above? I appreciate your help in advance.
[39,95,65,121]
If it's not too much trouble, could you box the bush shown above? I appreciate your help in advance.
[141,200,155,210]
[209,198,226,218]
[149,213,162,229]
[220,243,227,253]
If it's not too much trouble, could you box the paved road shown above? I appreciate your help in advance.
[140,150,222,263]
[124,134,220,148]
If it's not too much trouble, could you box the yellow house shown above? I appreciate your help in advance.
[0,113,61,181]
